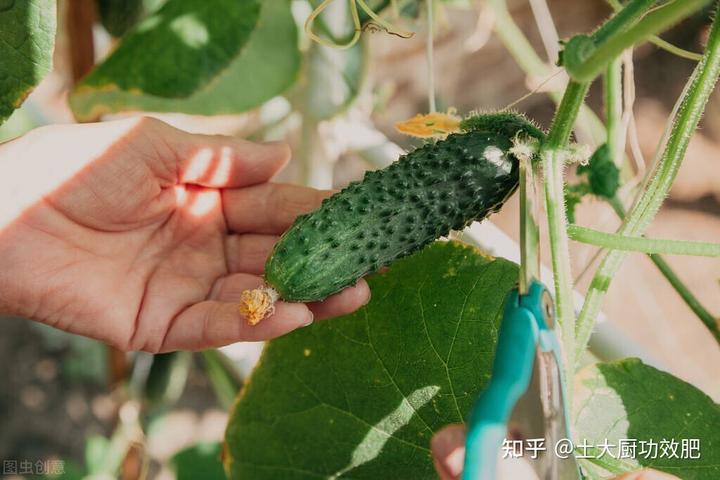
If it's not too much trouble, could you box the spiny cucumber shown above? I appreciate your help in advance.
[264,113,545,302]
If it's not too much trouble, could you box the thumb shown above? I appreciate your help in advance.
[431,424,466,480]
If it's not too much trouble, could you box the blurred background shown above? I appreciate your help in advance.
[1,0,718,478]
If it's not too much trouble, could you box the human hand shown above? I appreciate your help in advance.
[431,425,680,480]
[0,117,369,352]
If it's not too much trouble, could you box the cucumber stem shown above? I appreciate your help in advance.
[568,225,720,257]
[541,79,590,410]
[576,6,720,363]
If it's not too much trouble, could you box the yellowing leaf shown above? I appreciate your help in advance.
[0,0,56,125]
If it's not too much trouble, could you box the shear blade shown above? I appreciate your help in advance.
[504,349,580,480]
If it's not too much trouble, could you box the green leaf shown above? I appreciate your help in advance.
[575,358,720,480]
[225,241,518,479]
[0,0,56,125]
[84,0,260,98]
[577,143,620,199]
[564,182,590,224]
[202,349,244,410]
[143,351,192,408]
[70,0,300,119]
[171,442,226,480]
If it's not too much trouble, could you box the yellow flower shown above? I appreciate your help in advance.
[394,111,462,139]
[239,286,279,325]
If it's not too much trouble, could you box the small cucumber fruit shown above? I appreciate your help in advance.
[265,113,545,302]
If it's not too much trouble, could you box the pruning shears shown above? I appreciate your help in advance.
[462,155,581,479]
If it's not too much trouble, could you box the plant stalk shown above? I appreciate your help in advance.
[542,80,590,401]
[576,7,720,363]
[568,225,720,257]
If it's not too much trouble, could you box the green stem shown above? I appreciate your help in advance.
[542,80,590,400]
[546,81,591,147]
[576,6,720,364]
[593,0,655,44]
[568,225,720,257]
[608,197,720,345]
[567,0,711,81]
[649,255,720,344]
[606,0,704,61]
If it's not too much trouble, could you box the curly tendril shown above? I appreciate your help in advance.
[304,0,414,50]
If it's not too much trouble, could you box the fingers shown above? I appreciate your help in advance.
[431,425,467,480]
[223,183,332,234]
[159,273,371,351]
[147,118,291,188]
[225,233,279,274]
[213,273,370,321]
[308,279,371,320]
[160,273,313,351]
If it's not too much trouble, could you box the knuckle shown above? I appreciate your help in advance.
[135,115,162,129]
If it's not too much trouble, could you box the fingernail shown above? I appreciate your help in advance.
[301,310,314,327]
[363,289,372,305]
[443,444,465,478]
[432,427,466,479]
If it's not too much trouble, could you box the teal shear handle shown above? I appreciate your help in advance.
[462,283,542,480]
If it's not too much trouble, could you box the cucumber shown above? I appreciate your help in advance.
[265,113,545,302]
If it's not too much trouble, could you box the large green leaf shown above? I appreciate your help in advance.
[575,358,720,480]
[224,241,518,479]
[70,0,299,119]
[0,0,56,125]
